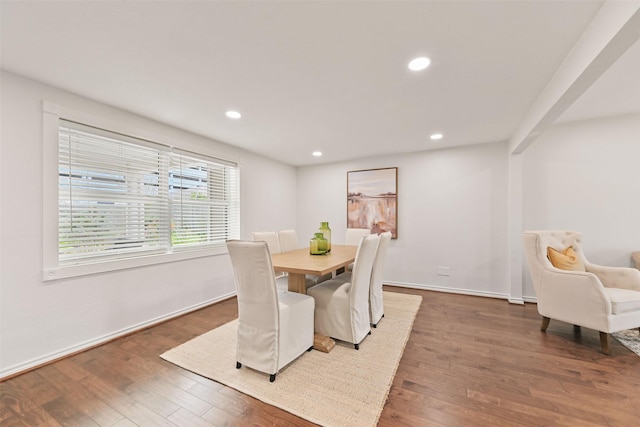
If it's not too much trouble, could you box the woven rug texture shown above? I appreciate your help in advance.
[613,329,640,356]
[160,291,422,427]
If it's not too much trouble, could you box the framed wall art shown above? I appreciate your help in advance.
[347,167,397,238]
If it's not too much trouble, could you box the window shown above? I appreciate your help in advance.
[169,151,239,248]
[55,119,239,269]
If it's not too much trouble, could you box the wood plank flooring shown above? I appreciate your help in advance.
[2,286,639,426]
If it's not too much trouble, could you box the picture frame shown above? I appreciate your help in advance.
[347,167,397,238]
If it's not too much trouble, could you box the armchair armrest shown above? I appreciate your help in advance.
[538,268,612,326]
[585,263,640,291]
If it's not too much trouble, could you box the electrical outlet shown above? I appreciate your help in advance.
[437,266,450,276]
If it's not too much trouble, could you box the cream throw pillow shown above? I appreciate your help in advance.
[547,246,585,271]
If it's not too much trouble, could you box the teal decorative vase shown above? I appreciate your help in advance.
[310,232,328,255]
[319,221,331,252]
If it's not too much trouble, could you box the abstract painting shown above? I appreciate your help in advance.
[347,167,397,238]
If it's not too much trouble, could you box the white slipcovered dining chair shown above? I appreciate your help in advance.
[369,231,392,327]
[252,231,287,290]
[522,230,640,354]
[307,234,379,349]
[226,240,315,382]
[345,227,371,245]
[344,228,370,272]
[277,229,299,252]
[333,231,392,327]
[251,231,282,254]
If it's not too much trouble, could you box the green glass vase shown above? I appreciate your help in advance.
[310,232,328,255]
[319,221,331,253]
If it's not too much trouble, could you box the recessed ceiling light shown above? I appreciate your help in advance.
[312,151,322,157]
[430,133,443,140]
[408,57,431,71]
[225,110,242,119]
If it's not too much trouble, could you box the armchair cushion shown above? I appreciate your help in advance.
[604,288,640,315]
[547,246,585,271]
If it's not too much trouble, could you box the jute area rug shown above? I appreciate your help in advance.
[613,329,640,356]
[161,291,422,427]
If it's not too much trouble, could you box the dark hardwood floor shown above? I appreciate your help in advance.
[2,286,639,426]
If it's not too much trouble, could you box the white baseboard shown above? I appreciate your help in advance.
[0,291,236,380]
[385,281,538,305]
[385,281,510,300]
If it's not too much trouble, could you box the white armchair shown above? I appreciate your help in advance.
[522,230,640,354]
[226,240,315,382]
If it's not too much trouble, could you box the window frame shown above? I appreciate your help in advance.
[42,101,240,281]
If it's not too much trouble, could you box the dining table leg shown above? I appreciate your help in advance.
[287,273,307,294]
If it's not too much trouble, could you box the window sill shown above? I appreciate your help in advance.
[43,246,227,282]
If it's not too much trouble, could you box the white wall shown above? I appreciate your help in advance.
[297,142,511,298]
[0,71,297,377]
[521,114,640,297]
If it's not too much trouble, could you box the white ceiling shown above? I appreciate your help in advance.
[1,1,638,166]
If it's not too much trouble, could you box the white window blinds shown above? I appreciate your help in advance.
[169,150,240,249]
[58,120,239,265]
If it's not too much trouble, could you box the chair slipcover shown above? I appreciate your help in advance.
[278,229,299,252]
[369,231,392,326]
[522,230,640,354]
[252,231,287,290]
[333,231,392,327]
[251,231,282,254]
[226,240,314,380]
[345,228,371,245]
[308,234,379,349]
[344,228,371,272]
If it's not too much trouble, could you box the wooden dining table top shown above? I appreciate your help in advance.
[271,244,357,277]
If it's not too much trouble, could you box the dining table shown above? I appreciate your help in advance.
[271,244,358,353]
[271,244,357,294]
